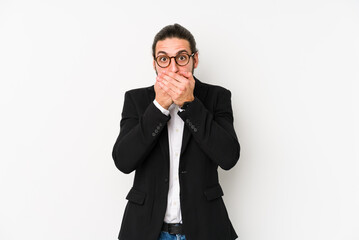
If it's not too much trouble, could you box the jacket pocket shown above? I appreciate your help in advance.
[204,184,224,201]
[126,188,146,205]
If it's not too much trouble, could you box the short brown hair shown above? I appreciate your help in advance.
[152,23,198,58]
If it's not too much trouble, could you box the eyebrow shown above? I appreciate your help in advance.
[156,49,189,56]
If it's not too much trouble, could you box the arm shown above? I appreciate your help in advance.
[177,89,240,170]
[112,90,171,174]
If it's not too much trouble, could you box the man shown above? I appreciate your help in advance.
[112,23,240,240]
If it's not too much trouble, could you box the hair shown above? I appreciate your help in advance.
[152,23,198,58]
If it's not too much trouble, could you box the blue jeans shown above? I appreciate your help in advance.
[158,231,186,240]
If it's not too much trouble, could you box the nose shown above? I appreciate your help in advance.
[168,58,179,73]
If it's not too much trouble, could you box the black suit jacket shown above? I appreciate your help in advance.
[112,76,240,240]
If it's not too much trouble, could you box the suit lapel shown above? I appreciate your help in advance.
[159,126,170,168]
[180,77,207,156]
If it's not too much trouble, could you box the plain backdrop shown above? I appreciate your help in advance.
[0,0,358,239]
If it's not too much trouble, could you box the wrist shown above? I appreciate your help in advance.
[180,96,195,108]
[156,98,171,109]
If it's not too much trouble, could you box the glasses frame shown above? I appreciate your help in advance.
[155,52,196,68]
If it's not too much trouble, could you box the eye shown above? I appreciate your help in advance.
[177,54,188,62]
[158,56,169,62]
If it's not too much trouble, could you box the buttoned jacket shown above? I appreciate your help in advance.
[112,76,240,240]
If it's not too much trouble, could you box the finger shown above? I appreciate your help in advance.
[179,71,192,78]
[165,71,188,83]
[179,71,195,85]
[161,79,182,95]
[158,73,182,92]
[156,72,164,82]
[157,83,170,96]
[161,74,183,89]
[158,81,177,97]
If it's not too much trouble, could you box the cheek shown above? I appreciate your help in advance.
[179,65,192,72]
[156,69,166,75]
[154,64,163,74]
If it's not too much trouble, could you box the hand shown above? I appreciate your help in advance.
[155,72,173,109]
[157,71,195,107]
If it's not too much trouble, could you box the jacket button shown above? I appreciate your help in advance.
[152,133,156,136]
[164,178,168,183]
[194,128,197,132]
[155,129,159,133]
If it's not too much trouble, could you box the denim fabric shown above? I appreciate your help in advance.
[158,231,186,240]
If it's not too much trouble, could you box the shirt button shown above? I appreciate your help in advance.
[175,153,178,157]
[176,129,179,132]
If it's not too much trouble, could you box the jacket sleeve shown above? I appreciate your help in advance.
[177,88,240,170]
[112,90,171,174]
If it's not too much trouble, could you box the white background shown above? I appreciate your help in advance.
[1,0,358,239]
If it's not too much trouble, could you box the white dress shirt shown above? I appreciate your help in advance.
[153,99,184,224]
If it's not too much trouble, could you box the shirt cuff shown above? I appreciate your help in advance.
[153,99,170,116]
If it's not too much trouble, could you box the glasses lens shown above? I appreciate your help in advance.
[176,54,189,66]
[156,55,169,67]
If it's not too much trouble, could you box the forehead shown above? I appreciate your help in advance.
[155,38,191,55]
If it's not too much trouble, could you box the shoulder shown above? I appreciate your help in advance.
[124,85,154,98]
[197,78,231,97]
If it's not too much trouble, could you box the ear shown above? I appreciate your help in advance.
[193,52,199,69]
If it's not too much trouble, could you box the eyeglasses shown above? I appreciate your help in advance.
[155,52,195,68]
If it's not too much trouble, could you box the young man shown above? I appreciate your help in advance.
[112,24,240,240]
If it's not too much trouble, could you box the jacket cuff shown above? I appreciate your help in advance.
[144,102,171,139]
[177,97,202,132]
[153,99,170,116]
